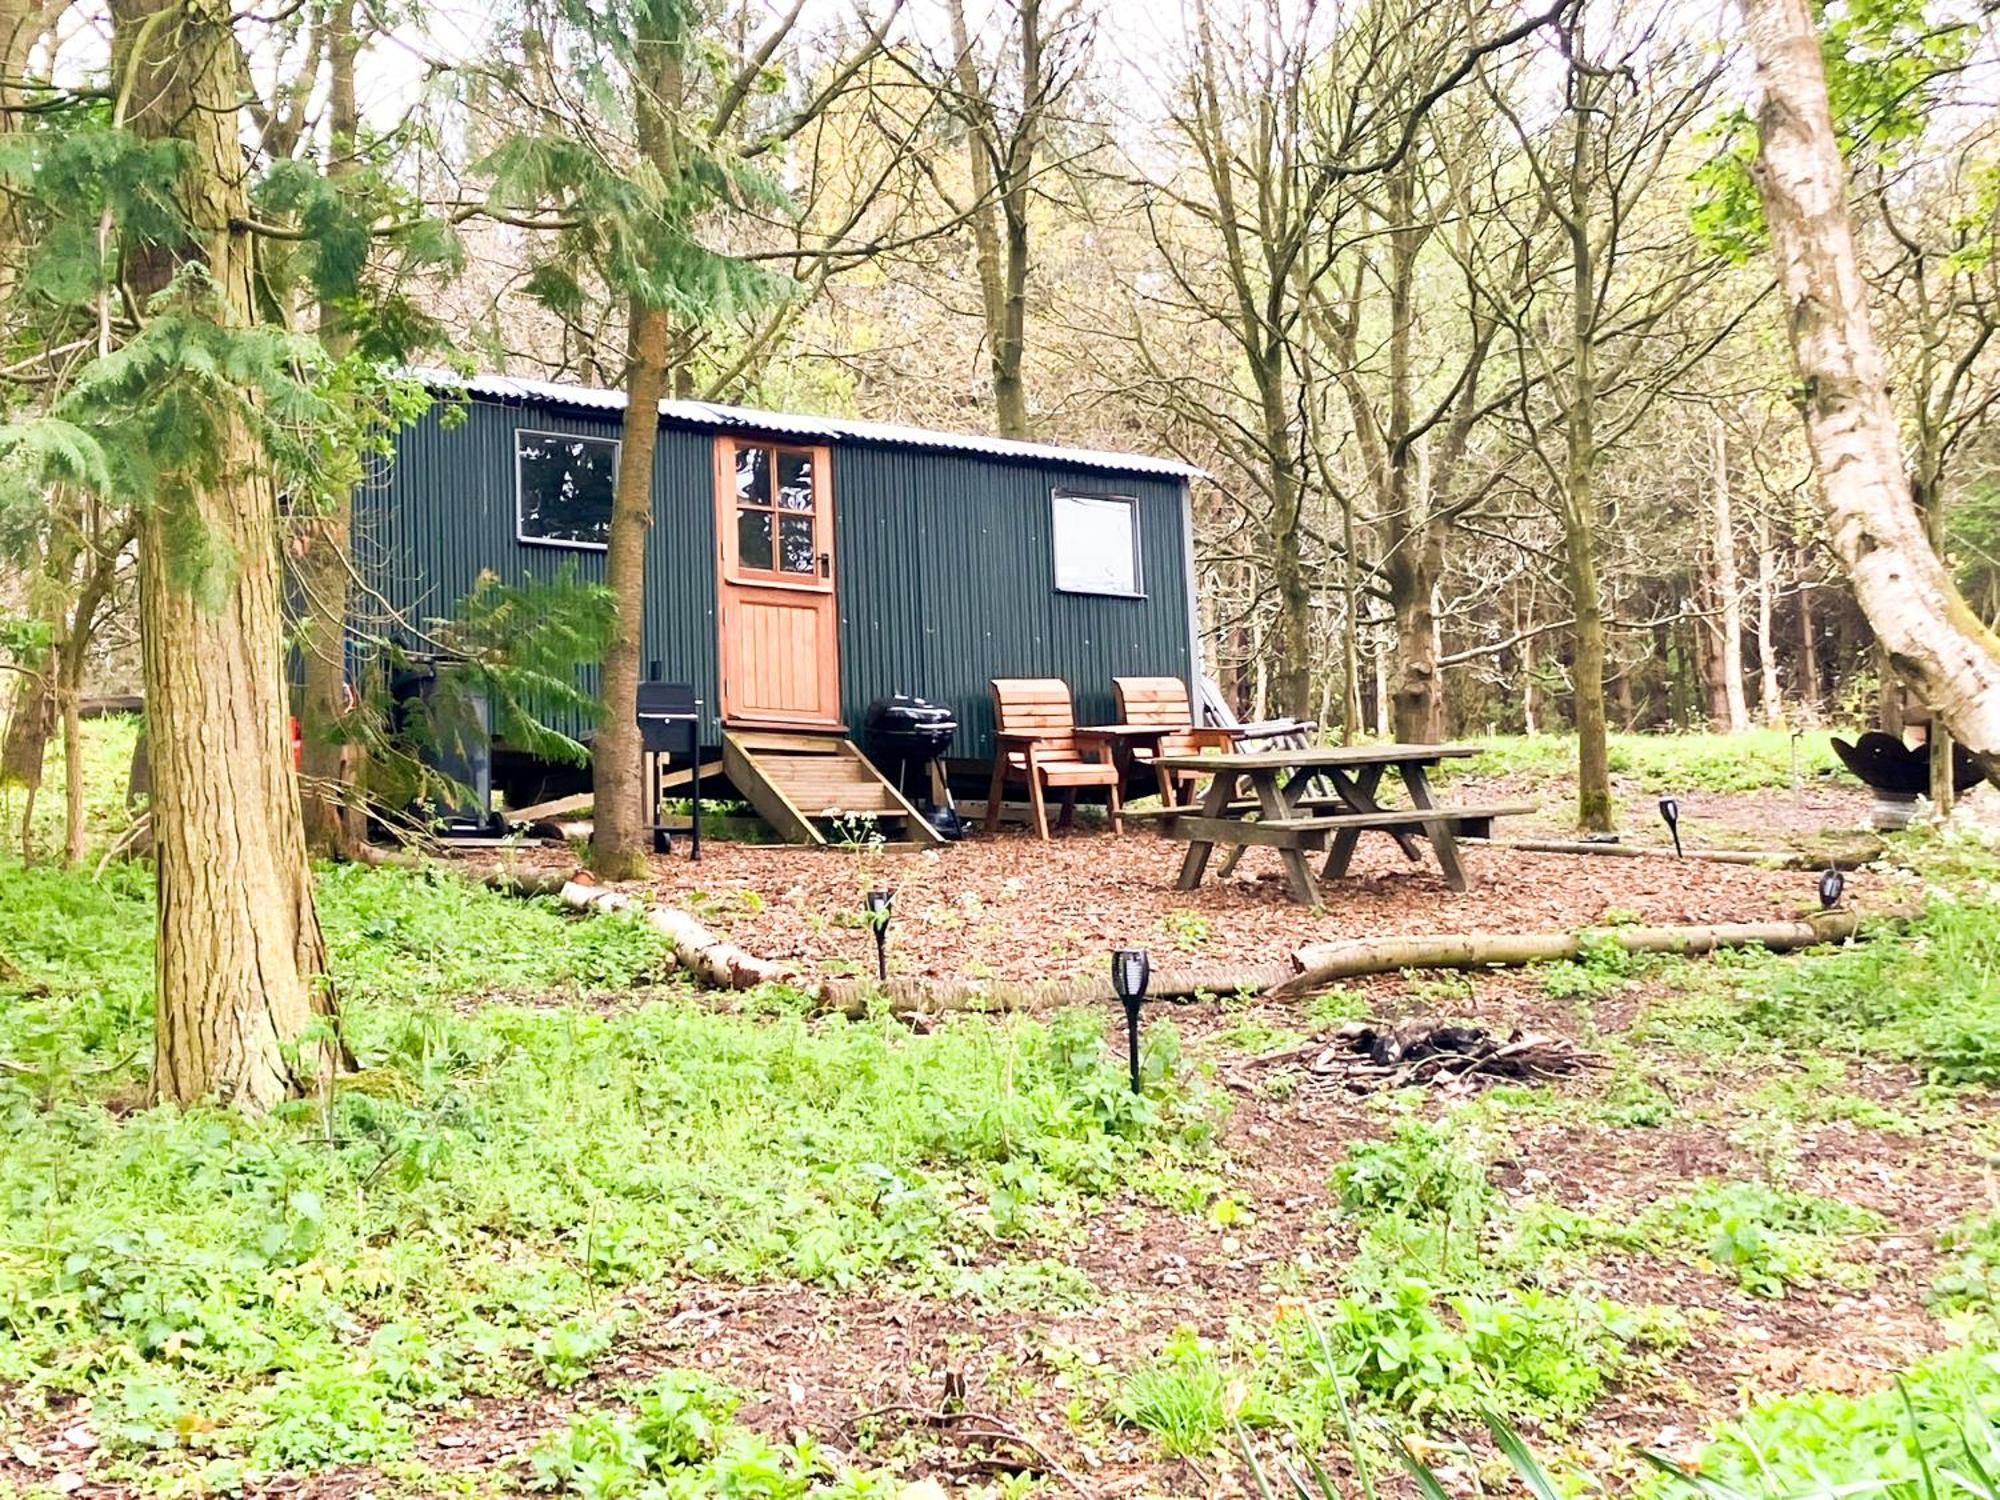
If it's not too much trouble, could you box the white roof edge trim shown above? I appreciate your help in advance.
[406,367,1208,482]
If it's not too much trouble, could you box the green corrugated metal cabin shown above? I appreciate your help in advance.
[360,372,1203,794]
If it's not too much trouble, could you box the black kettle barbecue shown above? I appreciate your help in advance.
[863,694,965,840]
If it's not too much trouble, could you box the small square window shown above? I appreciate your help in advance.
[1051,491,1141,596]
[517,429,620,548]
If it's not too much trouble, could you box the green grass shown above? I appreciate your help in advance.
[0,857,1216,1489]
[1115,1326,1255,1457]
[1636,828,2000,1084]
[1687,1341,2000,1497]
[1449,728,1851,793]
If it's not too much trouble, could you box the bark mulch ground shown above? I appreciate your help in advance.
[603,826,1887,986]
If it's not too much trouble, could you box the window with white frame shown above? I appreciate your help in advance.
[517,429,620,548]
[1051,490,1141,596]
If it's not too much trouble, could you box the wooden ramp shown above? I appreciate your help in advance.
[721,730,944,847]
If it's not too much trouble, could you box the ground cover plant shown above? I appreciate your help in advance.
[4,736,2000,1496]
[0,855,1215,1492]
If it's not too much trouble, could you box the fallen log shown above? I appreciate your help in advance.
[812,963,1293,1019]
[557,881,793,989]
[1274,905,1910,1000]
[1463,835,1883,870]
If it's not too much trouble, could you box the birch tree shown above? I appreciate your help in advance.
[1737,0,2000,777]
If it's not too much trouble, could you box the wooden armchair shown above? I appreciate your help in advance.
[985,678,1123,840]
[1112,676,1237,806]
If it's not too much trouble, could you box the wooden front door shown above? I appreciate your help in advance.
[714,436,842,727]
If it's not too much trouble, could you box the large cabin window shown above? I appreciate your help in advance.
[517,429,619,548]
[1051,490,1141,596]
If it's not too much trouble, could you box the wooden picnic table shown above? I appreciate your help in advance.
[1145,743,1533,908]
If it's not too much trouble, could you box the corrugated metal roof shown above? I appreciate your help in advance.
[411,368,1205,481]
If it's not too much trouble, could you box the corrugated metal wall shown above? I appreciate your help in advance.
[831,445,1193,756]
[358,398,1194,762]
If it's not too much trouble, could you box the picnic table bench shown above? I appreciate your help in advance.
[1144,743,1533,908]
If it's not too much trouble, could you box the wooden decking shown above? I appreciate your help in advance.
[721,729,944,847]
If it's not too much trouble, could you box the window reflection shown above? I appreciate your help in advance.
[779,514,816,574]
[777,452,814,511]
[735,446,771,505]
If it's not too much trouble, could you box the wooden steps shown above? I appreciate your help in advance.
[721,729,944,847]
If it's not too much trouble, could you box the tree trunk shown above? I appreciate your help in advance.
[949,0,1036,440]
[1797,567,1821,719]
[1340,490,1361,742]
[1739,0,2000,780]
[1711,416,1750,732]
[113,0,339,1112]
[1261,359,1313,721]
[296,0,360,857]
[1373,637,1392,738]
[591,302,670,880]
[1,517,80,831]
[1387,527,1445,742]
[1563,102,1612,829]
[1566,504,1613,829]
[1755,503,1783,724]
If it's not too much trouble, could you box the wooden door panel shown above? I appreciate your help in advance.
[715,437,841,727]
[731,589,837,721]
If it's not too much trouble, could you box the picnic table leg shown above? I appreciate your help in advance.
[1251,770,1321,908]
[1174,771,1237,890]
[1321,764,1422,878]
[1400,762,1469,892]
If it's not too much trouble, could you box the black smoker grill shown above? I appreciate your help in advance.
[637,679,702,859]
[864,695,964,840]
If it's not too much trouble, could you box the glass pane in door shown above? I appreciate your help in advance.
[737,509,774,571]
[778,514,816,574]
[776,451,814,511]
[734,446,771,505]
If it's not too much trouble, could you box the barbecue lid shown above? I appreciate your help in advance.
[864,695,958,747]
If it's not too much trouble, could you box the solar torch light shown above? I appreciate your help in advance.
[865,889,893,983]
[1819,866,1845,911]
[1111,948,1153,1094]
[1658,796,1683,858]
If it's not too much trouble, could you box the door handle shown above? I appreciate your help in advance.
[818,551,831,578]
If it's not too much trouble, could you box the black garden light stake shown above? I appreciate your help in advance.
[1111,948,1152,1094]
[1819,866,1845,911]
[865,889,893,983]
[1658,796,1683,858]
